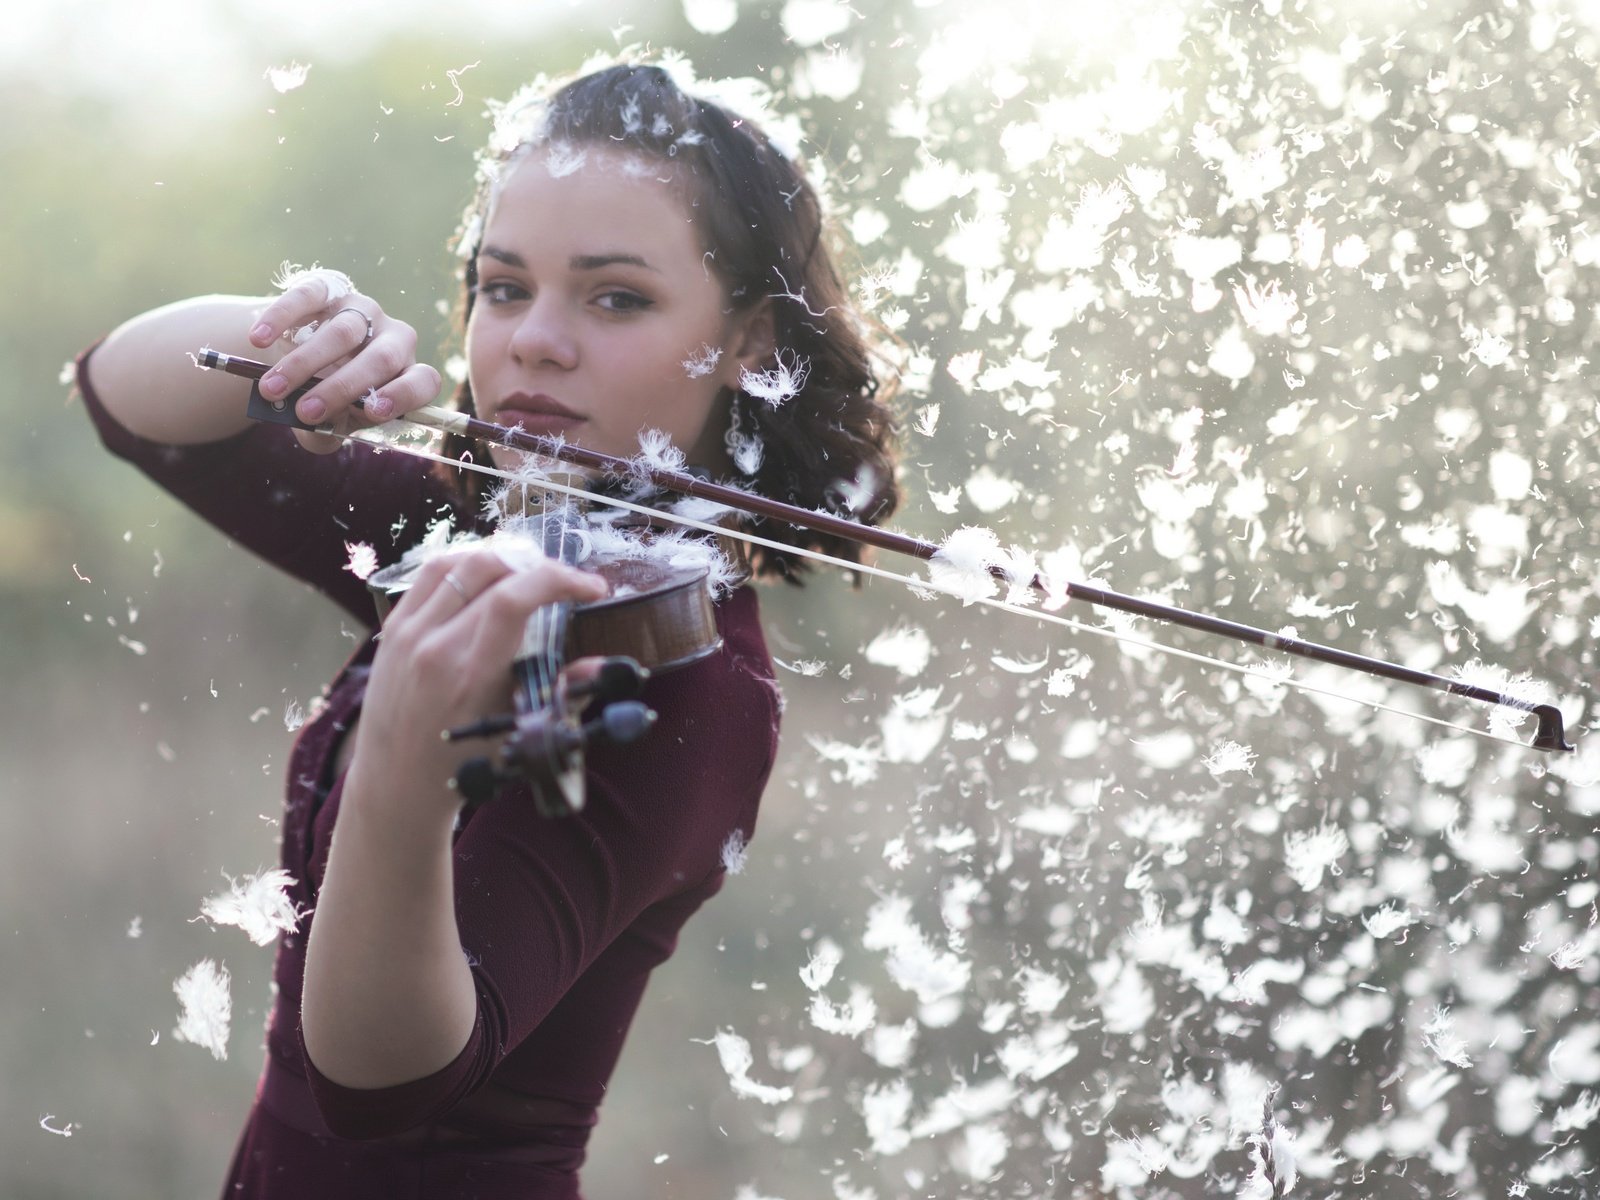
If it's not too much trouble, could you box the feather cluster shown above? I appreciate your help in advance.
[172,959,232,1061]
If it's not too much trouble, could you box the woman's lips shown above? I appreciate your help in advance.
[492,394,586,439]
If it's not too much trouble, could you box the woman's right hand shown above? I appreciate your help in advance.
[247,274,443,455]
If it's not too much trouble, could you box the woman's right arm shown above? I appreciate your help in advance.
[80,282,447,622]
[86,295,286,445]
[86,280,441,449]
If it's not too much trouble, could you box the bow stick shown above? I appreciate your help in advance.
[196,349,1576,754]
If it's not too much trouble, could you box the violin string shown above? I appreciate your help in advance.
[348,431,1544,754]
[532,497,565,705]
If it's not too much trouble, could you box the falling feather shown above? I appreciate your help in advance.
[172,959,231,1061]
[198,869,306,946]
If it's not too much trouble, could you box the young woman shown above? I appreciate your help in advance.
[77,63,899,1199]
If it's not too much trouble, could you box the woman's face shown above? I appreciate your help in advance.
[466,145,769,474]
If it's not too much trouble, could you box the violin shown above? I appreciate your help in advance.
[363,484,731,816]
[193,349,738,817]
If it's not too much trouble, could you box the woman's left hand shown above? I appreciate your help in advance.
[346,547,610,818]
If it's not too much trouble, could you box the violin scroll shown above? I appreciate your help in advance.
[448,656,656,815]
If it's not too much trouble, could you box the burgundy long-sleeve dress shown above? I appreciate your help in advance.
[77,346,781,1199]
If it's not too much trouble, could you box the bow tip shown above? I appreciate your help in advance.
[1532,704,1575,753]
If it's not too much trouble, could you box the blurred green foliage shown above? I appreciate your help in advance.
[2,17,862,1197]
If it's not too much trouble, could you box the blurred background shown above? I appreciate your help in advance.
[7,0,1600,1196]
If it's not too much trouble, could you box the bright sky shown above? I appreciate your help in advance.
[8,0,632,126]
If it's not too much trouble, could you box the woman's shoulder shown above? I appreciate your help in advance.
[709,584,782,727]
[716,583,775,664]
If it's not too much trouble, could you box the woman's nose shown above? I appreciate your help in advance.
[509,297,578,369]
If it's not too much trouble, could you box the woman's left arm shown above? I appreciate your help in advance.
[300,547,608,1088]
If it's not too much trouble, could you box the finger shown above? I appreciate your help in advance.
[321,306,375,358]
[290,326,415,425]
[292,424,349,455]
[249,281,345,347]
[463,564,610,668]
[253,295,385,388]
[561,655,608,690]
[290,400,375,452]
[259,329,409,425]
[395,548,607,634]
[393,550,518,626]
[362,363,443,425]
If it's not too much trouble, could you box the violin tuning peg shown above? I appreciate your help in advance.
[584,701,656,749]
[446,712,518,743]
[453,756,503,808]
[568,656,650,707]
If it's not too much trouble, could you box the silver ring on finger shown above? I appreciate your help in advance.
[336,306,376,351]
[442,572,470,604]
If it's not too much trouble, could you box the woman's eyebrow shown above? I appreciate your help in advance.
[478,244,526,268]
[571,253,660,273]
[477,245,659,274]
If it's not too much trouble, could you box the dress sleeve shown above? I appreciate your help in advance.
[299,593,782,1139]
[74,340,463,625]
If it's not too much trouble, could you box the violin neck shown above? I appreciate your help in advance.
[514,489,588,709]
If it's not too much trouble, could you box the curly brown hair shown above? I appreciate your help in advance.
[437,62,902,582]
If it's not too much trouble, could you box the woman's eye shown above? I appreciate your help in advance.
[477,281,526,304]
[597,291,651,313]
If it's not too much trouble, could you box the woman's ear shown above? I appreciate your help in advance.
[720,301,777,386]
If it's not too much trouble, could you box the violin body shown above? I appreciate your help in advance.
[368,554,722,674]
[569,557,722,671]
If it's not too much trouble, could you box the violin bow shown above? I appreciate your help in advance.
[197,349,1576,755]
